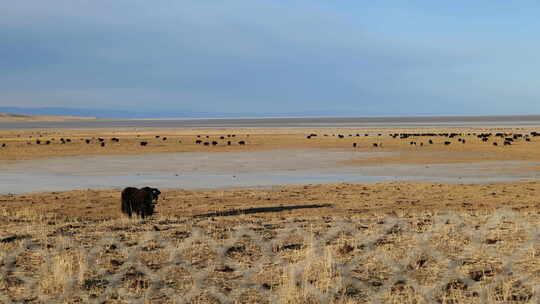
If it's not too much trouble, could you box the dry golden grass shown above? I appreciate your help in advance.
[1,182,540,303]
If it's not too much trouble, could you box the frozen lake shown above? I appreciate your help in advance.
[1,150,539,194]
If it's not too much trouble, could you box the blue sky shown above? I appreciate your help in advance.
[1,1,540,117]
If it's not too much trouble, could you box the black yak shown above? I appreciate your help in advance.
[121,187,161,218]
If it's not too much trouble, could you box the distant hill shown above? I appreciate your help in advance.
[0,112,96,121]
[0,106,367,119]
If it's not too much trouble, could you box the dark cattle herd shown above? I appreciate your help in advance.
[1,131,539,151]
[0,133,250,149]
[193,134,247,147]
[305,131,539,149]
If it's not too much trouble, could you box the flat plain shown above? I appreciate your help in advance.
[1,126,540,303]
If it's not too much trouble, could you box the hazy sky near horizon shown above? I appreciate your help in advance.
[1,1,540,116]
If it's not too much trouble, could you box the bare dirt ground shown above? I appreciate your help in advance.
[1,127,540,303]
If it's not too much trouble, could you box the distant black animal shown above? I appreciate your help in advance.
[1,143,5,148]
[195,139,202,144]
[85,139,91,144]
[238,141,246,145]
[140,141,148,146]
[121,187,161,218]
[100,142,105,147]
[353,143,357,148]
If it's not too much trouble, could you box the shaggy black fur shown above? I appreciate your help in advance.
[121,187,161,218]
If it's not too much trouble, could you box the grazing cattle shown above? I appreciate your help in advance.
[155,135,160,138]
[526,138,531,142]
[45,140,51,145]
[36,140,41,144]
[195,139,202,144]
[203,142,210,146]
[162,137,167,141]
[120,187,161,218]
[504,141,512,146]
[111,137,120,142]
[238,141,246,145]
[353,143,357,148]
[85,139,91,144]
[1,143,5,148]
[444,141,451,145]
[100,142,105,147]
[428,139,433,144]
[227,141,231,145]
[220,136,225,139]
[493,142,498,146]
[372,143,378,147]
[211,141,218,146]
[140,141,148,146]
[98,138,104,142]
[338,135,344,139]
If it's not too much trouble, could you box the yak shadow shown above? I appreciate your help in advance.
[193,203,333,218]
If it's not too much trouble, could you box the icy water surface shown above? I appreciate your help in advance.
[1,150,539,194]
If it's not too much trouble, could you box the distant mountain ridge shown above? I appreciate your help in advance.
[0,106,354,119]
[0,111,96,121]
[2,106,537,120]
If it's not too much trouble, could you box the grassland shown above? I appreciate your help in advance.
[1,127,540,303]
